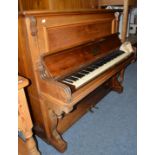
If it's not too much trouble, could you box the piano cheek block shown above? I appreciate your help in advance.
[40,79,72,103]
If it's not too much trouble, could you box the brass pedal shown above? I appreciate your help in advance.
[93,106,99,109]
[89,108,94,113]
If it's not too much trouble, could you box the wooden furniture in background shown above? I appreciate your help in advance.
[19,0,98,11]
[18,76,40,155]
[99,0,136,42]
[99,0,136,6]
[18,10,135,152]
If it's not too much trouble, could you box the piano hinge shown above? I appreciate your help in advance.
[30,16,38,36]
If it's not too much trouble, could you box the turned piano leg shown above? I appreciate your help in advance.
[40,98,67,152]
[111,69,125,93]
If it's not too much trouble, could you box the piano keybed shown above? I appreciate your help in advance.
[61,49,132,90]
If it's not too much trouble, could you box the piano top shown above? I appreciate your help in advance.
[19,9,120,16]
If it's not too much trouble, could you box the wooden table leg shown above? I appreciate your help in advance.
[26,134,40,155]
[18,76,40,155]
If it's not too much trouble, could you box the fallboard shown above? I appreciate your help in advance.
[42,34,121,79]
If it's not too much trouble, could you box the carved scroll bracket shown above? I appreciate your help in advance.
[30,16,38,36]
[37,61,50,80]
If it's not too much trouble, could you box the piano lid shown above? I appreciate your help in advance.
[41,34,121,79]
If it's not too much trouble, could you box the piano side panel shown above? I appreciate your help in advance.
[18,16,48,140]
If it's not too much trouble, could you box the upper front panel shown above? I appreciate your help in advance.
[47,19,112,52]
[25,11,117,55]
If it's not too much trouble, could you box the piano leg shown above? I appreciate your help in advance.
[48,109,67,152]
[111,74,123,93]
[119,69,125,83]
[40,98,67,152]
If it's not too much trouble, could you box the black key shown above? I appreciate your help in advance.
[65,79,74,83]
[116,50,125,55]
[71,76,80,79]
[89,66,96,69]
[90,65,98,69]
[80,71,89,75]
[85,68,94,72]
[96,61,104,66]
[73,73,84,78]
[110,50,124,58]
[103,57,111,62]
[67,76,78,81]
[95,63,102,67]
[77,72,85,77]
[82,70,90,74]
[79,72,86,75]
[88,67,95,71]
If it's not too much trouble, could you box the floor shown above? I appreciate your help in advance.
[36,62,137,155]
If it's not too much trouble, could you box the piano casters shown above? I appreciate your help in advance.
[40,98,67,152]
[111,69,125,93]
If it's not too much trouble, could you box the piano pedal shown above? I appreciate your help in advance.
[93,106,99,109]
[89,109,94,113]
[91,104,99,109]
[88,105,99,113]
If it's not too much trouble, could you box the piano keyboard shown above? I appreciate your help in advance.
[62,49,133,89]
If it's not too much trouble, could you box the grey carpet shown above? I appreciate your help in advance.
[36,62,137,155]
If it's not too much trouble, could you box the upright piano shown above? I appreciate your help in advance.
[18,10,135,152]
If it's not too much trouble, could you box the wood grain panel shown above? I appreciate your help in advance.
[43,34,121,79]
[49,0,98,10]
[47,20,112,52]
[99,0,136,6]
[57,80,111,133]
[19,0,98,11]
[34,11,116,53]
[18,10,131,152]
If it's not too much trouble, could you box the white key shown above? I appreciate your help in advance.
[75,53,131,88]
[63,52,132,88]
[62,42,134,89]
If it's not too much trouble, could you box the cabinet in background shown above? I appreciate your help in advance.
[99,0,137,42]
[19,0,98,11]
